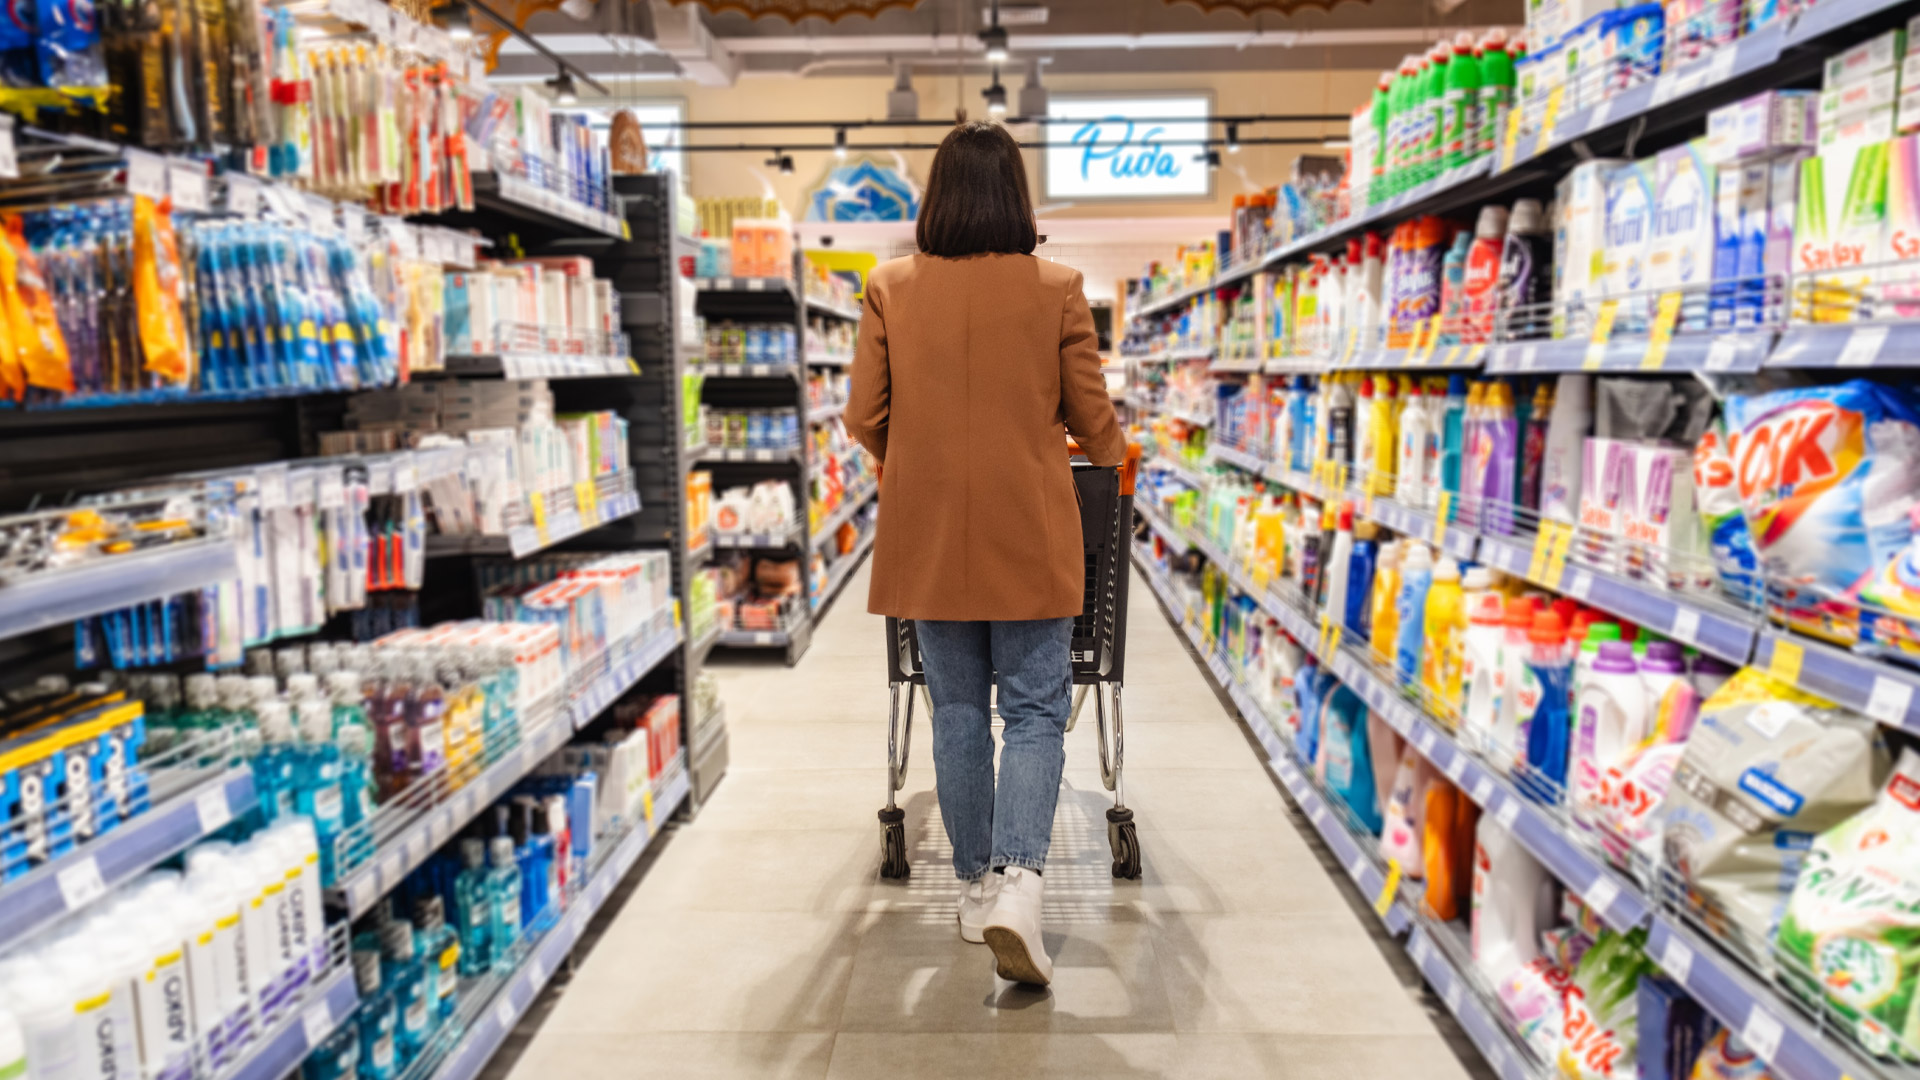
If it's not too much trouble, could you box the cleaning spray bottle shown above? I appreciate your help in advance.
[1476,28,1515,161]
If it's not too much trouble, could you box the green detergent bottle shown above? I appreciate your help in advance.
[1370,71,1391,205]
[1441,31,1481,172]
[1420,44,1449,186]
[1477,28,1516,161]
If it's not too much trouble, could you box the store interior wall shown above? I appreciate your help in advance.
[628,67,1378,223]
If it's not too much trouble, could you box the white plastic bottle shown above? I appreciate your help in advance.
[1457,579,1507,753]
[1540,374,1590,525]
[1472,813,1554,985]
[0,1001,26,1080]
[114,888,195,1080]
[180,858,253,1061]
[189,842,287,1026]
[1,959,80,1080]
[1395,378,1430,508]
[68,937,142,1080]
[1324,504,1356,632]
[1490,597,1536,773]
[269,820,330,979]
[1571,641,1650,831]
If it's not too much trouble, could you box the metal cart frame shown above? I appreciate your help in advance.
[877,455,1142,880]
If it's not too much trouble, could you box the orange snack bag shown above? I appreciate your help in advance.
[0,214,67,395]
[132,195,192,384]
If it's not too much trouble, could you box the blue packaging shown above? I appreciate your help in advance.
[1600,4,1664,96]
[1635,976,1716,1080]
[36,0,106,86]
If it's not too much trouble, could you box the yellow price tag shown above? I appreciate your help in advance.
[1419,314,1445,362]
[575,480,597,520]
[1544,522,1575,583]
[1585,299,1620,370]
[1540,85,1566,145]
[1327,624,1343,657]
[1318,612,1334,657]
[1363,489,1377,521]
[1343,327,1359,365]
[641,785,655,825]
[1334,463,1349,493]
[1374,858,1404,917]
[1768,639,1805,687]
[1500,107,1525,170]
[620,220,632,241]
[529,491,549,541]
[1528,523,1558,581]
[1432,491,1453,551]
[1441,345,1463,368]
[1465,342,1488,367]
[626,358,642,375]
[1642,291,1684,370]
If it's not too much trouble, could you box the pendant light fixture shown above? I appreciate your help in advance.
[980,0,1010,64]
[983,68,1008,117]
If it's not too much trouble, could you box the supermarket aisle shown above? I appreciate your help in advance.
[500,561,1483,1079]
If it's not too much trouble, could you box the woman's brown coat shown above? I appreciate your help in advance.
[845,252,1127,621]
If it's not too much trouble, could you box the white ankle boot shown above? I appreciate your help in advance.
[957,874,1002,943]
[982,866,1052,985]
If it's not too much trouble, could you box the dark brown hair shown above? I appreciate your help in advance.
[915,121,1037,257]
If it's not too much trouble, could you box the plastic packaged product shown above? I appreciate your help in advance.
[1517,608,1575,804]
[1477,29,1516,160]
[1721,381,1920,645]
[1558,926,1658,1079]
[1422,555,1466,707]
[1657,667,1890,969]
[1395,543,1435,685]
[1571,641,1650,834]
[1497,199,1553,340]
[1477,381,1519,536]
[1886,134,1920,319]
[1459,583,1508,752]
[1647,140,1718,331]
[1637,976,1717,1080]
[1386,216,1449,348]
[1320,684,1382,834]
[1371,539,1404,665]
[1473,811,1556,984]
[1776,746,1920,1055]
[1689,420,1760,604]
[1441,32,1482,171]
[1664,0,1737,69]
[1556,162,1625,332]
[1688,1030,1778,1078]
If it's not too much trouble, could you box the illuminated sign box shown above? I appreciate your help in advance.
[1042,94,1214,201]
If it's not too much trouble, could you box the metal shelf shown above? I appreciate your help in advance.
[0,766,253,952]
[564,620,685,729]
[713,523,804,550]
[686,362,802,380]
[420,764,691,1080]
[694,276,796,296]
[804,294,861,322]
[430,354,637,380]
[224,959,360,1080]
[424,477,641,559]
[809,399,847,423]
[810,483,877,546]
[804,352,852,368]
[696,445,805,465]
[1484,332,1770,374]
[0,534,239,642]
[718,626,794,648]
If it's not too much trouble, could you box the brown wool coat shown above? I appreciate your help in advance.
[845,252,1127,622]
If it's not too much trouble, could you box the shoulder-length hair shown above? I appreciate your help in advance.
[915,121,1037,257]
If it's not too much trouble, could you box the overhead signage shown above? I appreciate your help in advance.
[1042,94,1213,201]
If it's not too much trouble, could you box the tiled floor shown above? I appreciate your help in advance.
[497,560,1488,1079]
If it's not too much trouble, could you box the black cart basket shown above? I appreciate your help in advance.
[877,451,1141,879]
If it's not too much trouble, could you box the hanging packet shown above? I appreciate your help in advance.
[0,214,72,394]
[131,195,191,384]
[36,0,107,87]
[1691,419,1760,605]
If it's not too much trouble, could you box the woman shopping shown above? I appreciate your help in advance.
[843,120,1126,988]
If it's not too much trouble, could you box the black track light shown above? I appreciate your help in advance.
[1226,123,1240,154]
[983,71,1008,118]
[766,150,795,174]
[547,71,577,106]
[980,23,1009,64]
[834,127,848,160]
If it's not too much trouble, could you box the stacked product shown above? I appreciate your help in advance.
[804,314,856,362]
[703,408,802,454]
[702,322,801,369]
[444,257,624,359]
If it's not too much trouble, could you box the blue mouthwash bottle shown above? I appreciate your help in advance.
[486,836,524,970]
[351,943,397,1080]
[380,921,432,1065]
[412,897,460,1024]
[454,839,495,976]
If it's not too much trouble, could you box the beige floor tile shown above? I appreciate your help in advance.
[624,827,883,913]
[506,1032,834,1080]
[836,914,1174,1034]
[824,1033,1178,1078]
[1155,914,1435,1035]
[1165,1033,1477,1079]
[1125,827,1356,916]
[1084,768,1299,833]
[539,911,859,1033]
[692,767,934,832]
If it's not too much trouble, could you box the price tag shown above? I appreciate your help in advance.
[1837,324,1890,368]
[57,857,108,911]
[222,174,262,217]
[1419,314,1444,362]
[169,162,210,212]
[1865,676,1915,725]
[1568,570,1594,601]
[1495,798,1521,830]
[575,480,598,521]
[1540,85,1566,144]
[1660,934,1695,984]
[1471,776,1494,804]
[529,491,549,542]
[348,876,376,912]
[1585,97,1615,134]
[1741,1007,1784,1062]
[1308,802,1328,826]
[1704,336,1740,371]
[126,150,169,199]
[1465,342,1487,368]
[1444,753,1466,783]
[1582,876,1620,920]
[1432,491,1452,551]
[1414,727,1436,755]
[744,278,766,291]
[1373,859,1403,917]
[1585,299,1619,369]
[493,999,515,1033]
[317,472,346,510]
[1767,638,1804,687]
[1650,72,1679,107]
[1442,979,1464,1013]
[300,1000,335,1050]
[1642,291,1684,370]
[195,787,233,834]
[1704,44,1739,85]
[0,118,16,179]
[1543,521,1574,583]
[1528,524,1558,581]
[392,462,418,493]
[529,955,548,986]
[1499,106,1525,170]
[1670,608,1701,647]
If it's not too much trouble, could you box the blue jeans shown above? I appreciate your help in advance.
[914,617,1073,880]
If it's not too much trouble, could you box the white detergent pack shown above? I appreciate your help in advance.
[1720,381,1920,644]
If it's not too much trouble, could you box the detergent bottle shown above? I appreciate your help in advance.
[1571,641,1650,834]
[1439,374,1468,503]
[1322,685,1383,834]
[1371,539,1404,665]
[1395,378,1429,508]
[1324,503,1357,634]
[1422,779,1479,921]
[1355,375,1376,482]
[1395,543,1435,686]
[1369,373,1399,495]
[1489,595,1539,772]
[1423,556,1466,711]
[1472,811,1553,985]
[1441,30,1482,171]
[1346,520,1381,638]
[1517,608,1574,805]
[1458,577,1508,753]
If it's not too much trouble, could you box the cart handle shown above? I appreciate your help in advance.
[1064,439,1142,496]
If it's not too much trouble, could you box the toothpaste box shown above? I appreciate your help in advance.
[1899,86,1920,136]
[1707,90,1817,164]
[1793,140,1891,322]
[1820,69,1901,121]
[1554,159,1626,324]
[1648,140,1719,329]
[1601,158,1658,327]
[1824,28,1905,88]
[1822,103,1900,149]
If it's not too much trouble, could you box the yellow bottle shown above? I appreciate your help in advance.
[1422,555,1466,718]
[1370,539,1403,664]
[1369,373,1398,495]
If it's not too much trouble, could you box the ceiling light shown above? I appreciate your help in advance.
[1322,138,1351,149]
[834,128,848,160]
[547,71,578,106]
[1226,122,1240,154]
[1195,148,1221,170]
[767,151,795,174]
[441,3,471,42]
[983,71,1008,117]
[980,2,1009,64]
[1019,60,1047,117]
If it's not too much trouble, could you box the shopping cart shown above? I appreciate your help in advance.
[878,443,1143,880]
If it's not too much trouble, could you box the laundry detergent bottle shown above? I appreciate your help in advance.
[1517,608,1574,805]
[1346,520,1381,637]
[1472,811,1553,985]
[1571,640,1648,832]
[1371,540,1404,664]
[1423,556,1466,710]
[1459,579,1508,752]
[1395,543,1435,685]
[1490,595,1539,772]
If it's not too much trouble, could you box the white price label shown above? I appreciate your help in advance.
[1704,44,1739,85]
[1444,754,1466,783]
[348,877,375,912]
[1495,798,1521,830]
[377,850,403,887]
[529,955,548,986]
[300,1000,335,1050]
[1670,608,1701,647]
[1568,571,1593,601]
[1471,776,1494,804]
[1308,802,1328,826]
[169,162,210,212]
[1414,727,1436,755]
[317,473,346,510]
[1660,934,1694,984]
[1582,876,1621,919]
[1650,73,1679,106]
[1518,345,1538,370]
[1705,336,1741,370]
[1741,1007,1784,1062]
[1409,935,1430,967]
[0,119,17,179]
[745,277,766,291]
[125,150,168,198]
[57,857,108,912]
[256,467,289,511]
[493,999,515,1032]
[1866,675,1916,725]
[195,787,233,834]
[753,632,773,646]
[392,463,418,493]
[1442,980,1464,1013]
[1584,97,1614,134]
[1837,324,1890,367]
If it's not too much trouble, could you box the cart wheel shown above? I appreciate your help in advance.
[1107,807,1141,879]
[879,807,910,879]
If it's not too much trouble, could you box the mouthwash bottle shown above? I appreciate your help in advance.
[308,1020,361,1080]
[380,921,432,1064]
[484,645,519,755]
[412,896,460,1023]
[405,657,448,781]
[293,696,346,885]
[454,839,495,976]
[486,836,524,969]
[351,945,397,1080]
[254,700,297,824]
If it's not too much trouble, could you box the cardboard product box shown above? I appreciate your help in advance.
[1647,140,1719,329]
[1706,89,1816,163]
[1793,140,1892,321]
[1824,28,1905,88]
